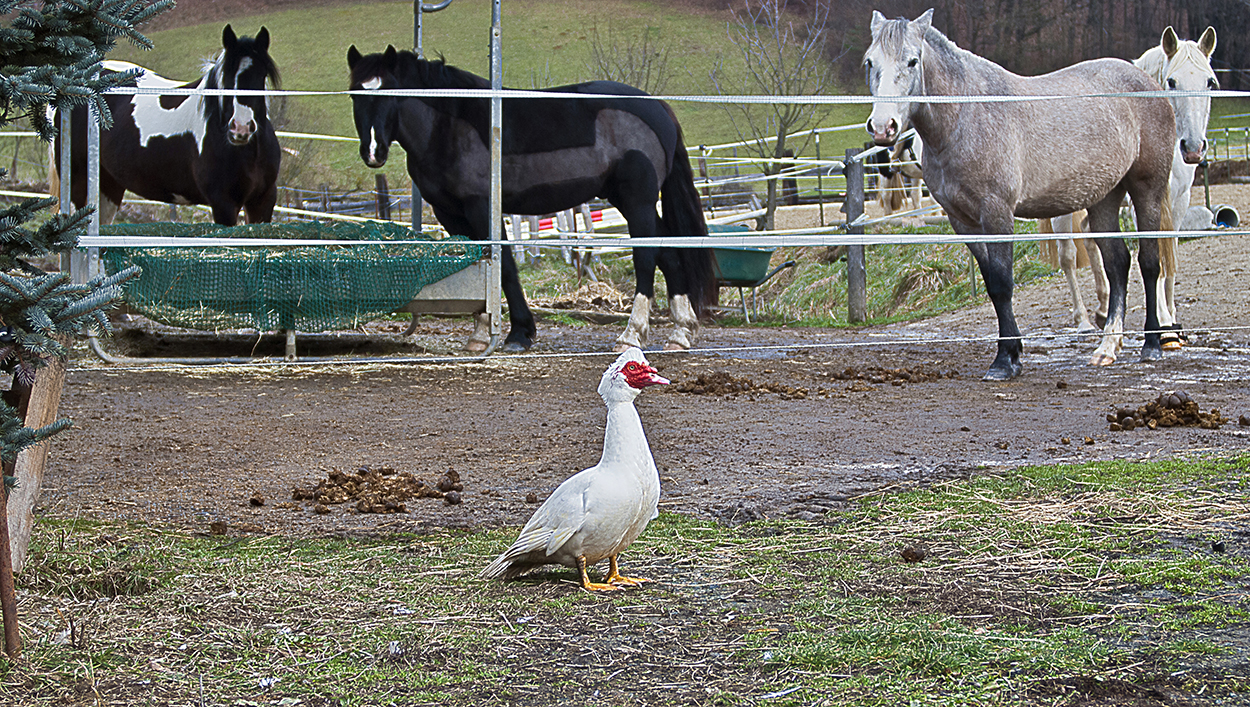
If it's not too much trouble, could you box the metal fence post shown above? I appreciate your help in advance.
[843,148,866,323]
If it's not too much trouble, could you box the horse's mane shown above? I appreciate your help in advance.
[402,53,491,89]
[1136,41,1215,86]
[872,15,994,77]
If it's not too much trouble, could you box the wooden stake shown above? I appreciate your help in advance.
[0,484,19,658]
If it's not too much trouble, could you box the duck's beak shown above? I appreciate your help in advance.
[641,365,669,387]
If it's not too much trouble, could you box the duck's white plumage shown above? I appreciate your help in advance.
[482,348,668,590]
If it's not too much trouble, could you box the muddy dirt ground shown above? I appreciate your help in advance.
[36,193,1250,538]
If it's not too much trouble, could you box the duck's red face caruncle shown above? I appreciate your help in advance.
[621,360,669,389]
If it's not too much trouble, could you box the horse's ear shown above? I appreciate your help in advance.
[384,45,399,70]
[348,45,362,69]
[1161,27,1179,59]
[1199,26,1217,57]
[223,24,237,49]
[914,8,935,35]
[256,27,270,53]
[870,10,887,36]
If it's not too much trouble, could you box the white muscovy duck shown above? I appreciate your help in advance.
[481,347,669,591]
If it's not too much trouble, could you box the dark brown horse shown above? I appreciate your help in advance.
[865,10,1175,379]
[347,45,717,353]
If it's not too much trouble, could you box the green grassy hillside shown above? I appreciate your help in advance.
[106,0,872,190]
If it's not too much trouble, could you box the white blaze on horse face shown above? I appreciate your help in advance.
[227,59,259,145]
[362,77,383,90]
[105,60,211,155]
[864,10,930,146]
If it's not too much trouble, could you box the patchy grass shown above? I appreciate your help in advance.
[6,456,1248,706]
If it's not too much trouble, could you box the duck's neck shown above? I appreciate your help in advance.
[600,400,653,472]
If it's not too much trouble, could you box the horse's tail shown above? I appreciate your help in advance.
[660,122,718,315]
[879,172,905,215]
[1158,191,1177,276]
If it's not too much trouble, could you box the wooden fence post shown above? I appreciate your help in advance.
[5,354,68,576]
[375,174,391,220]
[843,148,867,323]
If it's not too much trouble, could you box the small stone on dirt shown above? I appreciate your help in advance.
[525,492,538,504]
[900,544,928,562]
[249,492,265,507]
[444,491,462,505]
[209,521,227,535]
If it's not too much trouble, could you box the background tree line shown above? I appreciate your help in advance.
[721,0,1249,89]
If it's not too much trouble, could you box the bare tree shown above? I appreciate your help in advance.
[586,24,673,95]
[711,0,838,230]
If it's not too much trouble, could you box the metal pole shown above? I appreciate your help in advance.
[58,108,72,274]
[487,0,503,344]
[843,148,866,323]
[70,101,102,285]
[411,0,453,231]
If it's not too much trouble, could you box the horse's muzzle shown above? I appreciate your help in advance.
[228,120,257,146]
[1180,138,1207,165]
[866,117,900,146]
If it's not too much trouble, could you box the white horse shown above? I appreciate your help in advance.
[1042,26,1216,346]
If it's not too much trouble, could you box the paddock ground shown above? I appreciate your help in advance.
[36,192,1250,538]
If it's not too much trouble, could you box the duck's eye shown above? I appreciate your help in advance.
[625,362,638,371]
[864,58,873,70]
[1209,78,1219,90]
[907,57,919,68]
[1167,78,1177,89]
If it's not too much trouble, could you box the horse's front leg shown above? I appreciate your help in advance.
[965,239,1021,380]
[498,242,536,352]
[441,203,536,353]
[615,246,657,351]
[244,182,279,224]
[1087,189,1138,366]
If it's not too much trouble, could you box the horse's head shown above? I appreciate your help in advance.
[1159,26,1217,164]
[863,9,932,146]
[348,44,402,169]
[214,25,280,146]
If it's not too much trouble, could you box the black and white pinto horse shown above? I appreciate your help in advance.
[346,45,717,353]
[865,10,1175,380]
[55,25,281,226]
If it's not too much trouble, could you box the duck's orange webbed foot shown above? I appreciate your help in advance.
[606,555,651,587]
[578,556,624,592]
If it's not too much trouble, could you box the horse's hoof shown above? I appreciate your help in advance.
[1140,347,1163,362]
[613,343,636,353]
[981,365,1020,381]
[1161,338,1183,351]
[1089,353,1116,366]
[500,341,529,353]
[663,342,690,351]
[1075,322,1099,334]
[465,340,489,353]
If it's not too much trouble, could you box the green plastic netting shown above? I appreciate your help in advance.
[99,221,483,332]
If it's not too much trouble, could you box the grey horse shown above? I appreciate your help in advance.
[864,9,1175,380]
